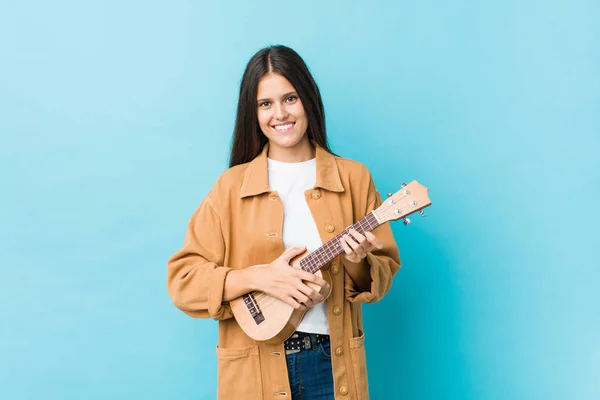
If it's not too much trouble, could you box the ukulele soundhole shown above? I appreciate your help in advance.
[243,293,265,325]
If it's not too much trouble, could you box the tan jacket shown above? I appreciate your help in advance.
[167,143,401,400]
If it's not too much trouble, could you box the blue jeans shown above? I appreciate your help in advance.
[286,337,335,400]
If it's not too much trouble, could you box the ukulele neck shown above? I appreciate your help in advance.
[298,212,381,273]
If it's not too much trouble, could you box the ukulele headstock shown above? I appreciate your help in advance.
[373,181,431,225]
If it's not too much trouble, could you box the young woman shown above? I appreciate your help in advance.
[167,45,401,400]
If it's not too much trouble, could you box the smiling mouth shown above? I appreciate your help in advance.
[273,122,295,133]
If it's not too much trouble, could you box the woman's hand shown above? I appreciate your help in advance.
[339,229,384,264]
[251,246,330,311]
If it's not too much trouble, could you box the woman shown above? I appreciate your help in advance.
[167,45,401,400]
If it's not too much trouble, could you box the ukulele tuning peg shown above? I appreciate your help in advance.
[387,192,393,198]
[403,217,411,226]
[401,182,407,187]
[420,210,426,217]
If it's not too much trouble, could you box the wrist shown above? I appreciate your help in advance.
[245,267,260,292]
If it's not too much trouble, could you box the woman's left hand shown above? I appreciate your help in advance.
[339,229,384,264]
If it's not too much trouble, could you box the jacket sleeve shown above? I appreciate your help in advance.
[167,193,234,320]
[344,177,401,304]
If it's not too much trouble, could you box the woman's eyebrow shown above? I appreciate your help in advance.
[257,92,298,103]
[280,91,297,98]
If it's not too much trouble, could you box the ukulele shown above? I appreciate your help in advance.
[229,180,431,344]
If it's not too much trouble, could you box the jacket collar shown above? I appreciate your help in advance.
[240,142,344,198]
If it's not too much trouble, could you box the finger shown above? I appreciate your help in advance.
[280,246,307,263]
[296,270,330,289]
[363,245,373,254]
[348,238,367,259]
[349,229,371,254]
[293,291,310,306]
[296,284,324,303]
[285,295,306,311]
[339,237,353,255]
[348,228,367,245]
[365,232,384,249]
[301,297,313,308]
[361,241,375,254]
[308,287,325,302]
[340,238,361,263]
[343,234,361,251]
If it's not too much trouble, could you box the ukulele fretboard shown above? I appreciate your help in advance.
[299,212,380,273]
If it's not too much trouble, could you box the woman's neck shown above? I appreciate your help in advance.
[267,138,315,162]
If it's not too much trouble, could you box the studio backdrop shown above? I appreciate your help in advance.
[1,1,598,399]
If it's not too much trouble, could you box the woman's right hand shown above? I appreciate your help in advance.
[252,246,330,311]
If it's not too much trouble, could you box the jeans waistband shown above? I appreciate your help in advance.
[284,331,329,355]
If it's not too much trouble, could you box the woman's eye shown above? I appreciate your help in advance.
[259,101,270,107]
[286,96,297,103]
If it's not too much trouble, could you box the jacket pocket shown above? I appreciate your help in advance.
[216,345,263,399]
[349,330,369,400]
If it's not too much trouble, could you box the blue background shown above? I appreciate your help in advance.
[1,1,598,399]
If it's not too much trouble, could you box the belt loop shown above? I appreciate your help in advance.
[310,333,318,349]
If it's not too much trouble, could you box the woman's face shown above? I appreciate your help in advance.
[256,73,310,156]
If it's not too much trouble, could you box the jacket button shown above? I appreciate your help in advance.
[325,224,335,233]
[331,265,339,275]
[339,386,349,395]
[335,346,343,356]
[311,190,321,200]
[333,306,341,315]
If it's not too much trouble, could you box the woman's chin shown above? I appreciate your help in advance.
[269,135,303,149]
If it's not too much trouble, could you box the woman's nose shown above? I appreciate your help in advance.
[274,104,289,120]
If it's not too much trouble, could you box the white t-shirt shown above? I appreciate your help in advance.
[267,157,330,335]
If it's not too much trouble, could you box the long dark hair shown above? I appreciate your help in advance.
[229,45,334,167]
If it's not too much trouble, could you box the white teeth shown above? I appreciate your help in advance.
[274,123,294,132]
